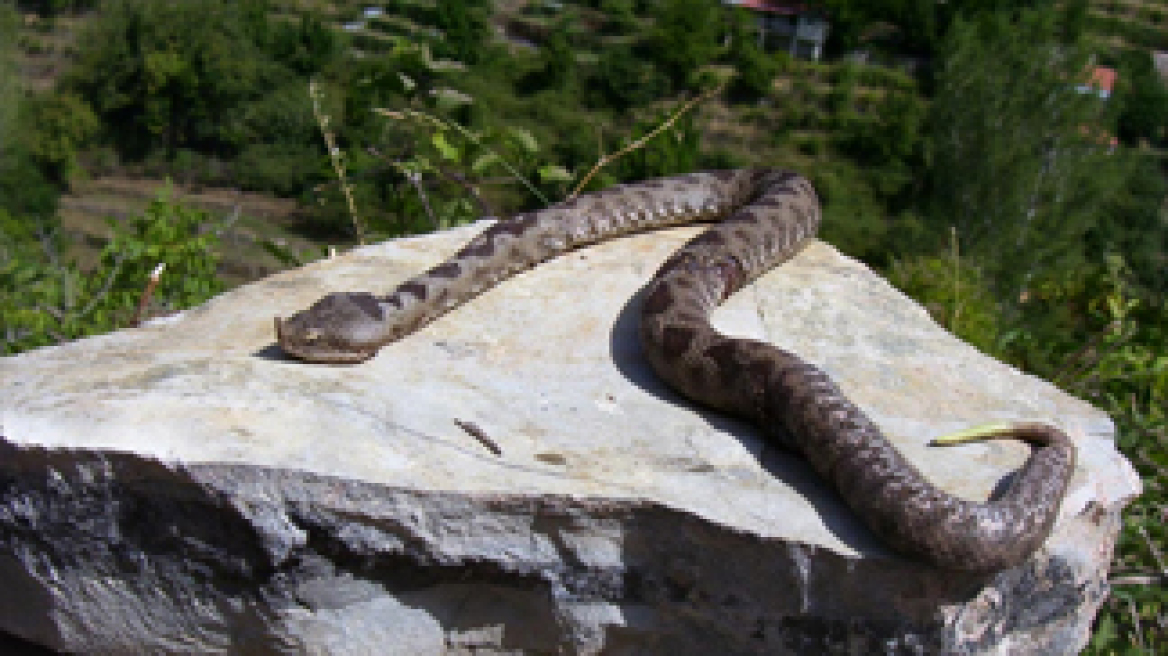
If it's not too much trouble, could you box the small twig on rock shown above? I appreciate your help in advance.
[455,419,502,456]
[130,263,166,328]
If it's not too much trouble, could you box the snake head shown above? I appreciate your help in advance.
[275,292,389,364]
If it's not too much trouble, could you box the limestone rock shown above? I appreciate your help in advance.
[0,221,1140,654]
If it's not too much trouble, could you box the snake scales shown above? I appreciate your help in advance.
[275,169,1076,573]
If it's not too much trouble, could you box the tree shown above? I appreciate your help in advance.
[644,0,725,90]
[0,1,19,167]
[926,9,1125,298]
[0,2,57,219]
[587,45,667,111]
[23,91,100,183]
[1117,51,1168,147]
[818,0,1061,59]
[430,0,491,65]
[1089,150,1168,297]
[528,22,577,92]
[64,0,336,163]
[725,8,777,103]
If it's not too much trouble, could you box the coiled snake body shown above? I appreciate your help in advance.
[276,169,1076,573]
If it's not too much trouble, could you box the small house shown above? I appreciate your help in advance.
[724,1,830,61]
[1076,66,1117,100]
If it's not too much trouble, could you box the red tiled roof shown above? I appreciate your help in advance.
[1085,66,1117,94]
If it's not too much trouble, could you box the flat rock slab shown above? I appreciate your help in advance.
[0,221,1141,654]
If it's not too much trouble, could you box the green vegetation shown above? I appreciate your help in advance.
[1,1,1166,651]
[0,5,17,161]
[926,10,1122,299]
[1,185,224,354]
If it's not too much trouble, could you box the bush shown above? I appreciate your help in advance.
[235,142,323,197]
[587,45,667,111]
[1,187,224,355]
[23,91,100,183]
[727,44,778,103]
[1118,54,1168,146]
[887,250,1003,354]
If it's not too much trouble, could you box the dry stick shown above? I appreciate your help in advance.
[212,205,243,238]
[73,252,126,323]
[34,221,73,312]
[367,146,440,230]
[37,250,127,332]
[130,263,166,328]
[1110,573,1168,586]
[1139,524,1168,573]
[950,226,961,332]
[437,167,499,219]
[569,83,724,200]
[404,169,439,229]
[454,419,502,456]
[1127,596,1146,651]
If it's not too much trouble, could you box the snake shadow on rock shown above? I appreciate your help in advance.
[609,284,911,563]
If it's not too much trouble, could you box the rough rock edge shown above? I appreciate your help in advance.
[0,438,1119,655]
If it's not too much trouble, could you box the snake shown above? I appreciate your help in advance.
[275,169,1076,573]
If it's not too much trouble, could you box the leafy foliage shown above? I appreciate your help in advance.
[926,9,1123,300]
[429,0,492,65]
[1116,50,1168,147]
[0,2,18,158]
[644,0,725,90]
[1,186,224,355]
[587,45,668,111]
[22,90,100,183]
[64,0,340,164]
[819,0,1062,57]
[725,9,779,103]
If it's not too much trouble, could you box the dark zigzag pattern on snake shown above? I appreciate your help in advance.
[275,169,1076,573]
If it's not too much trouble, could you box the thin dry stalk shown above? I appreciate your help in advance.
[1128,596,1147,651]
[950,226,961,332]
[366,146,439,229]
[569,84,724,199]
[1139,525,1168,573]
[375,108,548,205]
[310,80,366,245]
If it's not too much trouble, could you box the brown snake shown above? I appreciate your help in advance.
[275,169,1076,573]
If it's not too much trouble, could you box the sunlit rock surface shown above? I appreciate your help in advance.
[0,220,1138,654]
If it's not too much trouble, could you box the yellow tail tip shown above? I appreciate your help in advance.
[928,422,1019,447]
